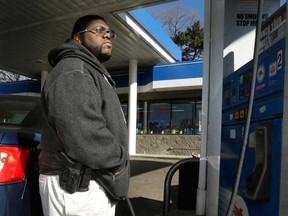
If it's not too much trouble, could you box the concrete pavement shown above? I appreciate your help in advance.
[115,155,198,216]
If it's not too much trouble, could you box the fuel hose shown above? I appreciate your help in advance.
[226,0,264,215]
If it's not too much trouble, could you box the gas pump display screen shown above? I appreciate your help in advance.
[239,71,251,100]
[223,81,236,107]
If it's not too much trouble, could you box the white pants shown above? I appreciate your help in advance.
[39,174,115,216]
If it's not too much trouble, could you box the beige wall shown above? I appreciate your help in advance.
[136,135,201,156]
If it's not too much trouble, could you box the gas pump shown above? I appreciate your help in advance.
[219,4,287,216]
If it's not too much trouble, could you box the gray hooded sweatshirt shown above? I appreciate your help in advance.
[38,39,129,196]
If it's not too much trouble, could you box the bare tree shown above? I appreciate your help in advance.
[0,69,22,82]
[149,3,198,38]
[148,3,204,60]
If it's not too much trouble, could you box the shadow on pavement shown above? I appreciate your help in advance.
[115,186,179,216]
[130,159,176,177]
[115,157,185,216]
[116,197,163,216]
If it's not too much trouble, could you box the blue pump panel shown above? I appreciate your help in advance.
[222,92,284,125]
[223,39,285,110]
[219,4,286,215]
[220,119,282,215]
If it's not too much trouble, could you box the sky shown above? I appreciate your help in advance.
[146,0,204,24]
[147,0,286,26]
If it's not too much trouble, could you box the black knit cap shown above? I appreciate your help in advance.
[71,15,106,39]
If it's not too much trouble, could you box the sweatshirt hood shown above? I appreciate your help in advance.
[48,39,111,78]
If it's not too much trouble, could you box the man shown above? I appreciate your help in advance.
[38,15,129,216]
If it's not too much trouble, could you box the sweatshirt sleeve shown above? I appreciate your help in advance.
[45,70,127,170]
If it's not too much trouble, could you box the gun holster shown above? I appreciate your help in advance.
[57,152,91,194]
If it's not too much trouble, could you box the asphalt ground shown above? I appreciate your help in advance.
[115,155,197,216]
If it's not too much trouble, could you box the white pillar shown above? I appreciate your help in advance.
[196,1,211,214]
[143,101,148,134]
[128,59,138,155]
[198,0,225,215]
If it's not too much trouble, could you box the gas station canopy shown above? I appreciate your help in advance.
[0,0,179,79]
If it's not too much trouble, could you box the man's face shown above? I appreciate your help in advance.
[76,19,113,62]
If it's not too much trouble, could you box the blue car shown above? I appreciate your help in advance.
[0,95,43,216]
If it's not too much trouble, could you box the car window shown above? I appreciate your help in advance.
[0,112,29,124]
[0,97,40,126]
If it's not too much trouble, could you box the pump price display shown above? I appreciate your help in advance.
[277,50,283,70]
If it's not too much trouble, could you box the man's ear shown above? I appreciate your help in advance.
[73,33,81,43]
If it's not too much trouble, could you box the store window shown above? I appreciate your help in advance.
[121,102,145,134]
[171,102,193,134]
[195,101,202,134]
[121,99,202,135]
[137,102,144,134]
[121,103,128,122]
[148,102,170,134]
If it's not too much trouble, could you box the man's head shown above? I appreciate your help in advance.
[71,15,116,62]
